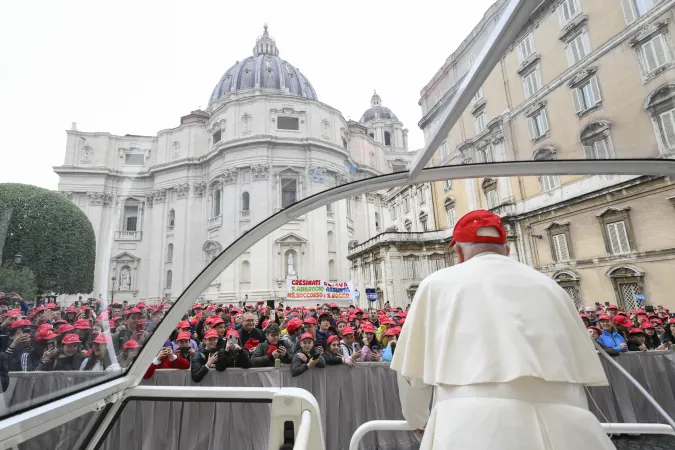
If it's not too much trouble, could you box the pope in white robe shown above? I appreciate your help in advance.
[390,210,615,450]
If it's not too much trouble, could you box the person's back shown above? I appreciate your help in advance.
[391,210,614,450]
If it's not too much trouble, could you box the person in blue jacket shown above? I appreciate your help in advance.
[596,314,627,352]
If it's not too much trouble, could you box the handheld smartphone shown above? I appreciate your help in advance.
[178,347,191,359]
[372,345,379,351]
[604,302,610,306]
[311,353,320,360]
[229,334,237,344]
[645,305,655,314]
[46,341,56,351]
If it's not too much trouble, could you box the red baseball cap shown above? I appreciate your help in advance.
[226,329,240,339]
[34,329,58,342]
[303,317,317,325]
[362,323,375,333]
[629,327,645,335]
[606,304,619,310]
[286,318,303,334]
[10,319,31,330]
[57,324,75,335]
[177,321,191,329]
[176,331,191,341]
[597,314,611,321]
[73,319,91,329]
[94,333,112,345]
[642,323,655,330]
[204,329,219,339]
[300,332,315,341]
[612,316,634,328]
[122,340,140,350]
[341,326,355,336]
[62,334,81,345]
[587,326,601,335]
[327,335,340,345]
[450,210,506,246]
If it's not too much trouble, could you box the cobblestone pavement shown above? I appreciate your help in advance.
[612,435,675,449]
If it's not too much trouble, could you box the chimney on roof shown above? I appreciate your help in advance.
[71,122,77,131]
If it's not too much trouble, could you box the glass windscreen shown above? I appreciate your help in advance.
[1,0,675,430]
[423,0,675,173]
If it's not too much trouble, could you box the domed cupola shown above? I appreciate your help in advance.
[208,25,318,109]
[359,91,399,124]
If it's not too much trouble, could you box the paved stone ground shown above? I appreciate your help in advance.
[612,435,675,449]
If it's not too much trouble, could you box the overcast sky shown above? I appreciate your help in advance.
[0,0,495,190]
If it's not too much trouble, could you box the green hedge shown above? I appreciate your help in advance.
[0,183,96,295]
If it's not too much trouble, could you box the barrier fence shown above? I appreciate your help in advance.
[7,351,675,450]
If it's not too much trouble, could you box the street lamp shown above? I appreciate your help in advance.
[111,276,116,303]
[13,254,22,265]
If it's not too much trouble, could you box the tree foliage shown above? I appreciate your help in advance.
[0,266,38,301]
[0,183,96,295]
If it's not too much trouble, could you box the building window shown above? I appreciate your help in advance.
[528,109,550,141]
[166,243,173,262]
[165,270,172,289]
[565,31,591,66]
[124,153,144,166]
[476,146,493,164]
[583,139,611,159]
[444,198,457,227]
[645,84,675,154]
[277,116,299,131]
[403,256,419,279]
[429,256,446,273]
[558,0,581,27]
[472,86,484,104]
[440,140,449,159]
[419,212,428,231]
[328,259,337,281]
[404,196,411,213]
[368,132,374,139]
[443,180,452,191]
[384,131,392,146]
[517,33,536,63]
[404,219,412,232]
[212,130,222,145]
[168,209,175,228]
[607,265,644,311]
[242,192,250,212]
[281,178,297,208]
[580,121,615,160]
[203,240,222,265]
[658,108,675,149]
[597,207,637,255]
[327,231,336,252]
[621,0,660,25]
[374,261,382,281]
[347,197,353,219]
[533,147,561,193]
[241,260,251,283]
[554,271,583,309]
[482,178,499,209]
[123,199,139,231]
[572,76,602,115]
[545,222,574,262]
[522,66,542,99]
[639,34,672,75]
[418,186,426,205]
[211,188,222,217]
[375,212,380,232]
[474,112,487,135]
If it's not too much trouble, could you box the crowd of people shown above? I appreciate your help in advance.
[0,293,409,388]
[1,291,674,390]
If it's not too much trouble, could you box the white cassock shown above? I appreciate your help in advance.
[390,252,615,450]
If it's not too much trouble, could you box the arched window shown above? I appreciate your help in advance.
[482,178,499,209]
[553,271,582,310]
[165,270,172,289]
[404,219,412,232]
[168,209,175,228]
[242,191,250,211]
[241,260,251,283]
[645,84,675,154]
[374,212,380,232]
[444,198,457,227]
[212,189,222,217]
[384,131,392,146]
[166,243,173,262]
[327,231,336,252]
[606,265,644,311]
[328,259,336,281]
[533,146,560,193]
[580,121,614,160]
[419,211,428,231]
[123,198,139,232]
[281,178,297,208]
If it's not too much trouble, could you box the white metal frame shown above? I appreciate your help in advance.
[2,0,675,445]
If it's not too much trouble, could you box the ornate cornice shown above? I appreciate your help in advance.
[172,183,190,198]
[223,168,237,185]
[87,192,112,206]
[629,19,669,47]
[567,66,597,88]
[251,163,269,180]
[193,182,207,197]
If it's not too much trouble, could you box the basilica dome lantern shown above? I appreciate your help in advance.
[359,91,407,150]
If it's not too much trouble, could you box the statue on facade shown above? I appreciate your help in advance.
[120,268,131,291]
[287,254,297,277]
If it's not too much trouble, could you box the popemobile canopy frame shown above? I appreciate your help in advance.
[3,0,675,448]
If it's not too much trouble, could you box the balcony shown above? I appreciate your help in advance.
[208,215,223,229]
[115,230,142,240]
[348,229,451,258]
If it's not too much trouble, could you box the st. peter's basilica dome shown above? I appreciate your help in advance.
[359,91,399,124]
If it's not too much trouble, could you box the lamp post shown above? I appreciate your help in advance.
[111,276,116,303]
[13,254,22,267]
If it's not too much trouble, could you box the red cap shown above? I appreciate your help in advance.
[244,338,260,350]
[652,318,663,325]
[93,333,112,345]
[177,320,191,329]
[10,319,31,330]
[612,316,634,328]
[329,303,338,308]
[261,320,270,330]
[361,323,375,333]
[34,329,58,342]
[46,303,58,310]
[125,307,142,316]
[399,318,406,326]
[73,319,91,329]
[642,323,655,330]
[38,323,53,331]
[669,318,675,325]
[6,309,21,317]
[192,304,204,310]
[636,309,647,315]
[303,317,317,325]
[300,332,315,342]
[226,329,240,339]
[204,329,219,339]
[629,327,645,335]
[122,339,140,350]
[176,331,191,341]
[286,318,303,334]
[587,326,601,335]
[209,317,225,327]
[137,302,146,308]
[341,326,355,336]
[597,314,611,321]
[207,305,216,311]
[62,333,81,345]
[450,210,506,246]
[108,320,116,329]
[57,324,75,334]
[327,335,339,345]
[66,307,77,313]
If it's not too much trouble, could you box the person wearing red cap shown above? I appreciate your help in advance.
[143,337,190,379]
[291,332,325,377]
[280,318,303,350]
[4,319,33,370]
[391,209,613,450]
[339,326,361,359]
[380,327,401,362]
[81,334,114,370]
[251,323,293,367]
[626,328,649,352]
[21,328,59,371]
[596,315,627,353]
[191,329,226,383]
[641,323,668,350]
[54,334,84,371]
[322,335,354,367]
[355,322,381,362]
[664,319,675,345]
[112,307,148,353]
[219,329,252,369]
[605,304,619,319]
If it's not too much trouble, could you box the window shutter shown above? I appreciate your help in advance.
[653,34,668,67]
[572,88,583,113]
[590,76,601,104]
[607,223,621,254]
[594,139,610,159]
[553,234,570,261]
[528,117,538,139]
[660,110,675,148]
[583,145,594,159]
[540,111,549,134]
[616,221,631,253]
[621,0,638,24]
[643,40,659,72]
[582,31,591,55]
